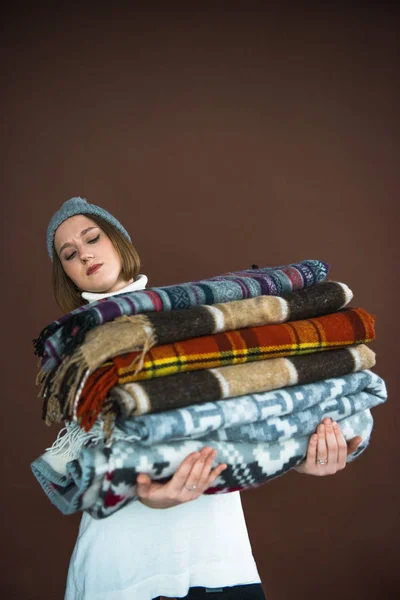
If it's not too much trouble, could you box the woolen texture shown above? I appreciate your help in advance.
[38,280,352,431]
[30,405,378,519]
[117,370,386,446]
[72,307,375,432]
[33,259,329,371]
[109,344,375,417]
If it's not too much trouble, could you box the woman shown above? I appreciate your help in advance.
[46,197,363,600]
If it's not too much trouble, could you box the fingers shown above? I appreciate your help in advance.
[321,418,361,470]
[205,462,228,488]
[187,447,216,490]
[305,422,331,472]
[170,451,203,491]
[324,419,343,466]
[309,419,343,474]
[181,447,212,492]
[182,447,226,494]
[136,447,227,505]
[298,418,363,477]
[199,447,227,489]
[347,435,363,455]
[317,422,329,465]
[330,419,349,466]
[136,473,153,498]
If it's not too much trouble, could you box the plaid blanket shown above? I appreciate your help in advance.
[71,307,375,431]
[33,259,329,373]
[31,400,381,519]
[38,280,353,431]
[108,344,376,418]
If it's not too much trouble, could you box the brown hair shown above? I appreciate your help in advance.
[52,214,141,314]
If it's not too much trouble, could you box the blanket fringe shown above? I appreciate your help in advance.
[46,421,107,460]
[112,314,157,376]
[45,418,143,460]
[36,368,60,425]
[61,311,98,356]
[44,394,62,426]
[39,314,157,431]
[71,367,92,422]
[126,329,157,376]
[32,322,60,357]
[35,357,47,386]
[50,347,89,417]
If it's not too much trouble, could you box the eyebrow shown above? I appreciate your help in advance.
[58,227,99,256]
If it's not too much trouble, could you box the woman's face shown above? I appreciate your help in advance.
[54,214,131,293]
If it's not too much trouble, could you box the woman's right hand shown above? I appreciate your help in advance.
[136,446,227,509]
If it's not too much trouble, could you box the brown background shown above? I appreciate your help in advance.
[1,3,399,599]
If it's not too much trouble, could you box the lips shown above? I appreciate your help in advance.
[87,263,103,276]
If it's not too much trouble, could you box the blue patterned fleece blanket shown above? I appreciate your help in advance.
[118,370,385,445]
[31,370,386,519]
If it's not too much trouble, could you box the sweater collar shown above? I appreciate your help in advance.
[81,273,148,303]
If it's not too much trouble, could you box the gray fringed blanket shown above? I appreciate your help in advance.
[31,370,387,519]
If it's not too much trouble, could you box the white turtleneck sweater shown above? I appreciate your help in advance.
[64,276,262,600]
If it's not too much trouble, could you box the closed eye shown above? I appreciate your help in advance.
[65,235,100,261]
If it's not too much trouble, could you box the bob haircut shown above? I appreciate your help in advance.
[52,213,141,314]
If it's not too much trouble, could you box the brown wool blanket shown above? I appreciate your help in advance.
[33,259,330,373]
[41,280,352,427]
[108,344,375,419]
[72,306,375,432]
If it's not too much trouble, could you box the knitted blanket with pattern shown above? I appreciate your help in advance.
[72,306,375,432]
[30,370,387,519]
[39,280,352,431]
[33,259,329,373]
[118,369,385,446]
[31,260,386,522]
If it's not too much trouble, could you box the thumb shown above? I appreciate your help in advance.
[347,436,362,455]
[136,473,152,497]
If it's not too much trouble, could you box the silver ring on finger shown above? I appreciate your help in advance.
[317,458,328,465]
[185,484,197,491]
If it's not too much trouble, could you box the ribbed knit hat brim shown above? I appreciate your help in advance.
[46,197,132,261]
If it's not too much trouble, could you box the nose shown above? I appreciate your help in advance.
[80,249,94,263]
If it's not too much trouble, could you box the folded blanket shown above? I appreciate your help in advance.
[39,280,353,429]
[109,344,376,418]
[31,408,376,519]
[118,370,386,446]
[33,259,329,372]
[71,307,375,431]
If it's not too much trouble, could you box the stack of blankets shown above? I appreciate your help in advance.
[31,260,387,519]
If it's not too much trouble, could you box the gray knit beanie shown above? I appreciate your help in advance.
[46,196,132,261]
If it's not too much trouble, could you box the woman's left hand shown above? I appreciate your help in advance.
[293,417,363,476]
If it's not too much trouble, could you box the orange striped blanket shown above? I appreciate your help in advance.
[77,307,375,431]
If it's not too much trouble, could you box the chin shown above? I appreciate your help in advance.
[85,274,120,294]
